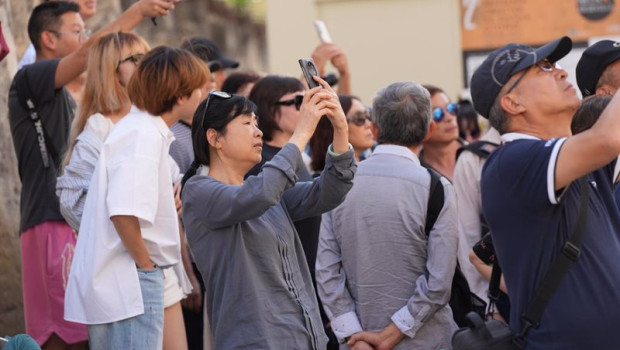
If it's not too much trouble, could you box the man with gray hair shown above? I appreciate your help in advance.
[316,81,458,350]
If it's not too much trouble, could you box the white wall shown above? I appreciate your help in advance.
[267,0,463,104]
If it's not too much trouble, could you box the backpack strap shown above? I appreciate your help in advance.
[14,68,58,169]
[456,140,500,160]
[424,167,444,236]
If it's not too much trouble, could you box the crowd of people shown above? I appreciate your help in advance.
[6,0,620,350]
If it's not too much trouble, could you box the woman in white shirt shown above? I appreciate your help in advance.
[57,33,193,350]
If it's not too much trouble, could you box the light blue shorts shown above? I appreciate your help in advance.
[87,267,164,350]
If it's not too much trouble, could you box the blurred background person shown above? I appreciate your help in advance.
[221,71,261,97]
[456,100,481,143]
[309,95,374,174]
[181,36,239,91]
[420,84,464,181]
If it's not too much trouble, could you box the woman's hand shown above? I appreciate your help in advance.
[314,76,349,154]
[289,76,337,152]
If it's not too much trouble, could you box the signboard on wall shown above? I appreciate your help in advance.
[461,0,620,88]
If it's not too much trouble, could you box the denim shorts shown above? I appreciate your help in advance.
[88,267,164,350]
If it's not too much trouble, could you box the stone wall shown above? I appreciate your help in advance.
[0,0,265,336]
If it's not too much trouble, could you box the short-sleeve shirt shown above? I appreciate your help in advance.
[169,121,193,174]
[8,59,75,233]
[481,133,620,349]
[64,107,181,324]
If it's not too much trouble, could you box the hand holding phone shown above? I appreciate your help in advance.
[298,58,321,89]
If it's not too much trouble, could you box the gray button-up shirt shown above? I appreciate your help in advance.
[316,144,458,350]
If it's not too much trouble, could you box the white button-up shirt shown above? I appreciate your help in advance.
[65,107,181,324]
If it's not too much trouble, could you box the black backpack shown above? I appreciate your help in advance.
[425,168,486,327]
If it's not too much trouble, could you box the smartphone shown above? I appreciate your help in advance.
[314,20,332,43]
[298,58,320,89]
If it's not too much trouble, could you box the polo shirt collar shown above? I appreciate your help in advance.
[371,144,420,165]
[501,132,541,143]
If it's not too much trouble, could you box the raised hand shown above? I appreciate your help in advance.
[137,0,180,18]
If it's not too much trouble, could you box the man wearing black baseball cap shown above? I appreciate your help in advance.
[576,40,620,97]
[470,37,620,349]
[181,37,240,90]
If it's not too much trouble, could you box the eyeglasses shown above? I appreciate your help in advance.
[199,91,233,130]
[432,103,459,122]
[506,59,561,94]
[347,111,371,126]
[52,29,92,40]
[117,53,145,68]
[274,95,304,111]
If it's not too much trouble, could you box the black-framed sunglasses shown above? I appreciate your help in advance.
[347,110,371,126]
[200,91,233,130]
[505,59,561,95]
[274,95,304,111]
[433,103,459,122]
[117,53,145,68]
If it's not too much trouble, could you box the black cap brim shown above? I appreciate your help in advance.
[220,57,239,69]
[511,36,572,74]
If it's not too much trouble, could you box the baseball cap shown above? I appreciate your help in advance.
[576,40,620,97]
[471,36,572,119]
[180,37,239,72]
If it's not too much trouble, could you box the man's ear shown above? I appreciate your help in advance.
[423,120,437,142]
[500,93,525,116]
[595,84,616,96]
[40,31,57,52]
[206,129,220,149]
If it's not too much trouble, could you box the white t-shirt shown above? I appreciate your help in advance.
[65,106,181,324]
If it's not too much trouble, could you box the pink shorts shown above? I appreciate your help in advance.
[21,221,88,346]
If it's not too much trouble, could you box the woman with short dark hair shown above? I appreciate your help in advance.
[181,77,356,349]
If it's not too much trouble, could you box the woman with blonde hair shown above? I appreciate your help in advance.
[57,35,196,350]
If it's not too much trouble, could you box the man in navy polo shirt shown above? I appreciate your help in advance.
[470,36,620,349]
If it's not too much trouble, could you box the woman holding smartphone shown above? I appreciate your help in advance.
[181,77,355,349]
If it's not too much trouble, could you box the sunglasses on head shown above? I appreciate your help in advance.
[117,53,145,68]
[347,110,371,126]
[274,95,304,111]
[200,91,233,130]
[432,103,459,122]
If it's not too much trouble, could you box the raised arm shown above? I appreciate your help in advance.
[55,0,179,88]
[555,88,620,190]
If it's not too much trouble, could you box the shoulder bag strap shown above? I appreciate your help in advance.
[514,176,591,348]
[15,68,58,168]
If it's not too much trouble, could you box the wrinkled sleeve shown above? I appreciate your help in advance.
[183,143,306,230]
[392,179,459,338]
[56,132,103,231]
[315,210,363,341]
[282,144,356,221]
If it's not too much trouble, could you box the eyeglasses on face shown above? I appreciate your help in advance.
[347,110,371,126]
[200,91,233,130]
[505,59,561,95]
[274,95,304,111]
[117,53,145,68]
[432,103,459,122]
[52,29,92,40]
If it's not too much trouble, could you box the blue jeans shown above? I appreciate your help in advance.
[88,268,164,350]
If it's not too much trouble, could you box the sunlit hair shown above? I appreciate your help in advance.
[127,46,210,116]
[63,32,150,166]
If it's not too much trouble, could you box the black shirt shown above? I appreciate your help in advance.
[8,59,75,232]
